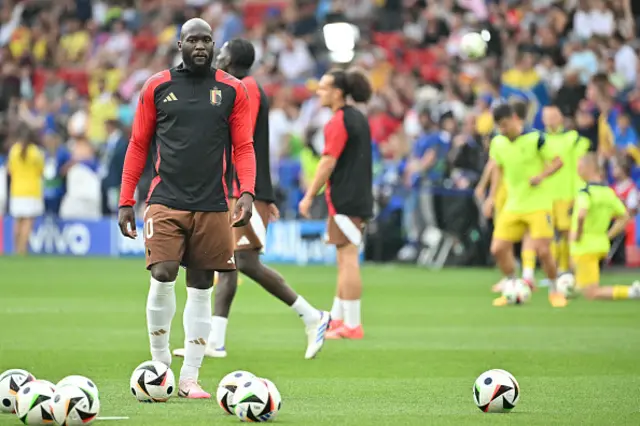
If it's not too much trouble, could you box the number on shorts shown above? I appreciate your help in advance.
[145,218,154,239]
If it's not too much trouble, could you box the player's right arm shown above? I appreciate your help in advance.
[485,139,502,217]
[475,158,494,201]
[118,74,159,238]
[572,189,591,242]
[119,77,158,208]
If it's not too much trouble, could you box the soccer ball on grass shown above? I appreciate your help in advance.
[233,378,279,422]
[57,375,99,400]
[15,380,55,424]
[51,384,100,425]
[556,273,576,297]
[130,361,175,403]
[502,279,532,304]
[473,369,520,413]
[0,369,35,413]
[216,370,256,415]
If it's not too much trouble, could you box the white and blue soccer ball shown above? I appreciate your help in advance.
[556,273,576,297]
[15,380,55,424]
[57,375,99,400]
[0,369,35,413]
[460,31,488,59]
[473,369,520,413]
[130,361,175,403]
[260,378,282,420]
[232,378,278,422]
[502,279,532,305]
[216,370,256,415]
[51,384,100,425]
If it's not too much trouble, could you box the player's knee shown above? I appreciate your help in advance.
[150,262,179,282]
[581,285,598,300]
[535,244,551,259]
[235,251,260,277]
[490,241,507,258]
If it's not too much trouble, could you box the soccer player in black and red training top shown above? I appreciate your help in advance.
[117,18,256,399]
[299,68,373,340]
[172,38,330,361]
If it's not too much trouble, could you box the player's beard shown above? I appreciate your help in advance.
[184,54,213,74]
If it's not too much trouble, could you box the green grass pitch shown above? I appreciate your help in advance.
[1,257,639,425]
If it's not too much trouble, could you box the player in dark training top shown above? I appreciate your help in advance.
[299,68,373,340]
[172,38,330,361]
[117,18,256,400]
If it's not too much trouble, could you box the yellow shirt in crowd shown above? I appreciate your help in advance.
[60,30,90,62]
[8,144,45,198]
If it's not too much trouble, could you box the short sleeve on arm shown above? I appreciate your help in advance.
[323,110,348,159]
[489,137,502,165]
[575,189,591,211]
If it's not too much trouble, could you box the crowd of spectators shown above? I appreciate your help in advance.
[1,0,640,263]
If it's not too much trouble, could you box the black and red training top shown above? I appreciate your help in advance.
[228,75,275,203]
[119,64,256,212]
[323,105,373,219]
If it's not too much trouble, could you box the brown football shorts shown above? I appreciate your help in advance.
[326,214,366,247]
[143,204,235,271]
[229,199,270,251]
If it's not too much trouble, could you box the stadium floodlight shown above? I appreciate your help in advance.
[323,21,358,64]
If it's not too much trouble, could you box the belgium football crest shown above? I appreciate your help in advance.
[210,87,222,106]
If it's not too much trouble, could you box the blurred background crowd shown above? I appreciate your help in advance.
[1,0,639,264]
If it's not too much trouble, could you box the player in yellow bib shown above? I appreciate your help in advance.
[476,101,535,292]
[485,104,567,307]
[541,106,591,275]
[570,153,640,300]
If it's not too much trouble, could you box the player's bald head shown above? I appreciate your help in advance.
[578,153,602,180]
[180,18,212,41]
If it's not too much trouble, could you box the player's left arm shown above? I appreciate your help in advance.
[607,194,631,239]
[229,81,256,199]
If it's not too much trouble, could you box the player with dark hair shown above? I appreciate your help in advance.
[484,103,566,307]
[118,19,256,399]
[476,100,537,292]
[172,38,330,361]
[299,68,373,339]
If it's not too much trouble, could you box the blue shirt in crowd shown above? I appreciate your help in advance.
[411,131,451,186]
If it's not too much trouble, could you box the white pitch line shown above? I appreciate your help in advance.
[97,417,130,421]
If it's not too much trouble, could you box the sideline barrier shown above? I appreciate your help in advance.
[0,217,341,265]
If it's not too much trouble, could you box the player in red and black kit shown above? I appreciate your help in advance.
[171,38,330,361]
[117,19,256,399]
[299,68,373,340]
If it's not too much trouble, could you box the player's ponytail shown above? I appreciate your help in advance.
[329,68,373,104]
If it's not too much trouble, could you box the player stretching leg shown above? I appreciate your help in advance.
[571,154,640,300]
[172,39,330,361]
[118,19,256,399]
[483,104,566,308]
[299,69,374,340]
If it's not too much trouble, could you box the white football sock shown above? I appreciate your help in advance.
[522,268,535,281]
[147,278,176,367]
[208,316,228,349]
[330,297,343,321]
[343,300,361,329]
[291,296,321,326]
[180,287,213,381]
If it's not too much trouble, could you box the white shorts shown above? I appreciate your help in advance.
[10,197,44,218]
